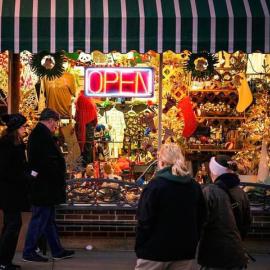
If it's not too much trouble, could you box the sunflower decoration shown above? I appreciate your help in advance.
[184,52,218,81]
[30,51,65,80]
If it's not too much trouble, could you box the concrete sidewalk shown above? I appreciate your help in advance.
[14,251,270,270]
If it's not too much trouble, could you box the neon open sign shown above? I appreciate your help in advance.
[85,67,154,97]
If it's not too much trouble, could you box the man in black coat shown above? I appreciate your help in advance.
[22,108,74,262]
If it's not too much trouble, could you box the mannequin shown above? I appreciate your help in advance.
[42,72,79,169]
[75,91,97,165]
[105,106,126,158]
[43,72,76,118]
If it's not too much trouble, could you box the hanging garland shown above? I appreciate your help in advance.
[184,52,218,81]
[30,51,65,80]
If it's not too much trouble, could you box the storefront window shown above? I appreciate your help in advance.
[19,51,161,185]
[18,50,270,190]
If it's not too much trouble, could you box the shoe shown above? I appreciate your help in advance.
[0,265,17,270]
[22,253,49,262]
[9,264,21,270]
[52,250,75,261]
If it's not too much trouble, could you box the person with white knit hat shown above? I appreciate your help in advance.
[209,155,236,180]
[198,155,251,270]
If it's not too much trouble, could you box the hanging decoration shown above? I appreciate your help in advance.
[229,51,247,73]
[177,96,197,138]
[20,50,32,66]
[184,52,218,81]
[235,73,253,112]
[19,51,39,114]
[0,52,9,96]
[78,52,92,63]
[163,94,177,114]
[30,51,65,80]
[101,99,111,108]
[65,52,80,61]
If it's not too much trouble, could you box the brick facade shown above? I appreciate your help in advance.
[56,206,136,238]
[56,206,270,239]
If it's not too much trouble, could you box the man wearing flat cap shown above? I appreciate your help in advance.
[23,108,74,262]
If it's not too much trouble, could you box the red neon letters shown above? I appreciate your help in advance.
[85,67,154,97]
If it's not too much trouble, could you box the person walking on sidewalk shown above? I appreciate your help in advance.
[198,155,251,270]
[23,108,74,262]
[135,143,207,270]
[0,114,29,270]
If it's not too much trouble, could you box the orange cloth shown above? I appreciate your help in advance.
[117,157,130,171]
[112,163,122,175]
[44,72,76,118]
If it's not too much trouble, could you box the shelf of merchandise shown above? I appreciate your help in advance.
[186,73,247,154]
[196,116,246,120]
[189,88,237,93]
[215,67,235,71]
[186,148,243,152]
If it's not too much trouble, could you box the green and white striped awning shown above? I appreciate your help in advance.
[0,0,269,54]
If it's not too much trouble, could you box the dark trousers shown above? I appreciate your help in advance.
[23,206,63,257]
[0,211,22,265]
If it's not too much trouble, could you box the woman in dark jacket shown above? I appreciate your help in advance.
[198,155,251,270]
[0,114,29,270]
[135,143,207,270]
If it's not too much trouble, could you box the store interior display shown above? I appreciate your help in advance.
[160,51,270,183]
[233,79,270,177]
[1,49,267,190]
[195,162,211,185]
[0,51,9,115]
[0,88,7,115]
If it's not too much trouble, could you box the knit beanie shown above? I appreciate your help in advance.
[209,155,237,178]
[1,113,26,131]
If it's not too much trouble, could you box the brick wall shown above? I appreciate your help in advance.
[56,206,136,238]
[56,206,270,239]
